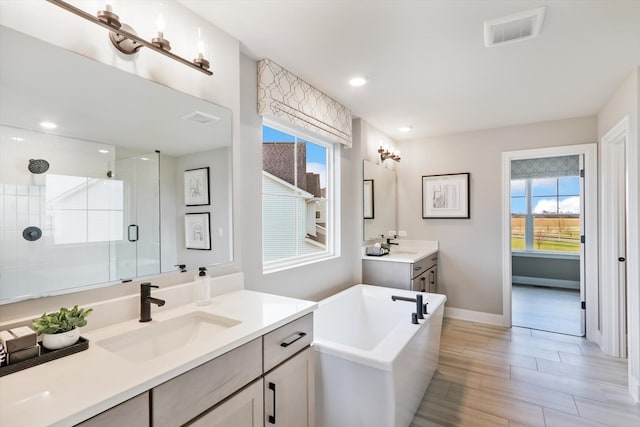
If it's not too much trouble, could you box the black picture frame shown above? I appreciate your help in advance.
[422,173,470,219]
[184,212,211,250]
[184,167,210,206]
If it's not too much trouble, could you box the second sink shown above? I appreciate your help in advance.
[97,311,241,362]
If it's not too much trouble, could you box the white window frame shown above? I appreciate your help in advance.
[262,119,340,274]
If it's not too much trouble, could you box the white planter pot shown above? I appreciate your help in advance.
[42,328,80,350]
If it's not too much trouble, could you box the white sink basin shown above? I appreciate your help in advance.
[97,311,241,362]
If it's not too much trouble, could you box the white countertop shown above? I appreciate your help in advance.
[0,290,316,427]
[362,240,439,263]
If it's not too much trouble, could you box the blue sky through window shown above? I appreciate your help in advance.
[263,125,326,165]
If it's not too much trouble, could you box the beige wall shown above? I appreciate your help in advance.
[397,117,597,315]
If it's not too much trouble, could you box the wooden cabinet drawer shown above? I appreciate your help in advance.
[263,314,313,373]
[153,338,262,427]
[76,392,149,427]
[412,252,438,278]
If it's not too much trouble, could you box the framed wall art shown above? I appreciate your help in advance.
[184,212,211,250]
[363,179,374,219]
[422,173,470,219]
[184,167,210,206]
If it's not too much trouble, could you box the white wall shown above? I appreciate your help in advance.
[397,117,597,315]
[597,67,640,400]
[239,55,360,301]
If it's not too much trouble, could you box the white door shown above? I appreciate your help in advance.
[601,120,628,357]
[578,154,586,336]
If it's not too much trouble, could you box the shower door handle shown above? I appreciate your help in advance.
[618,257,626,262]
[128,224,139,242]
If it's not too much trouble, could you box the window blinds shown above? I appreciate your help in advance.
[511,155,579,179]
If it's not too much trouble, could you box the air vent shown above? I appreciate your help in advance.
[484,6,546,47]
[181,111,221,124]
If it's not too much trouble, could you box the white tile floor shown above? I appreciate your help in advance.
[512,284,582,336]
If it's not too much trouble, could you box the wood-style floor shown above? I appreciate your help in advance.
[410,318,639,427]
[512,284,581,336]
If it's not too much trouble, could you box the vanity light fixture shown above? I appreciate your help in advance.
[378,146,401,163]
[46,0,213,76]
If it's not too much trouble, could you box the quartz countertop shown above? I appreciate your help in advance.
[362,240,439,263]
[0,290,316,427]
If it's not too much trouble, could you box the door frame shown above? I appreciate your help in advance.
[600,115,629,357]
[501,144,599,343]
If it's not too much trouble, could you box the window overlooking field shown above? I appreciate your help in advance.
[511,176,580,252]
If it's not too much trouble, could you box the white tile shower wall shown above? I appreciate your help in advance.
[0,126,116,301]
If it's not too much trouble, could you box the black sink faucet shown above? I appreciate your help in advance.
[140,282,165,322]
[386,237,399,246]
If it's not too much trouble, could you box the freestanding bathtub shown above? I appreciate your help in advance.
[314,284,446,427]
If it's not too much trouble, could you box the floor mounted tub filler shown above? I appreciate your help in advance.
[314,284,446,427]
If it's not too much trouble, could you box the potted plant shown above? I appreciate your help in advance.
[32,305,93,350]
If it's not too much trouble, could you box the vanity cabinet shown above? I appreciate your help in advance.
[362,251,438,292]
[153,338,262,426]
[264,347,314,427]
[75,392,149,427]
[188,380,263,427]
[152,314,314,427]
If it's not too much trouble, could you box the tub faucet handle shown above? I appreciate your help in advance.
[411,312,419,325]
[416,294,424,320]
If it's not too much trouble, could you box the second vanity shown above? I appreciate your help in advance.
[0,283,316,427]
[362,240,439,292]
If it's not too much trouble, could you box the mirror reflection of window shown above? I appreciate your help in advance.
[46,174,124,244]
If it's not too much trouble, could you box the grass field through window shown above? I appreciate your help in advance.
[512,216,580,252]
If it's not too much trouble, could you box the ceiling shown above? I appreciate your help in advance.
[179,0,640,141]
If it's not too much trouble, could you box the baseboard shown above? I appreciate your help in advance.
[444,307,504,326]
[630,374,640,403]
[512,275,580,289]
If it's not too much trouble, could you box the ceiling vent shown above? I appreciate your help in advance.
[182,111,221,124]
[484,6,546,47]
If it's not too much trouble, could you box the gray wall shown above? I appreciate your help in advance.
[239,54,360,301]
[512,256,580,284]
[397,117,597,315]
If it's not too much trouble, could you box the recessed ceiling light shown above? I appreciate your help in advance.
[40,121,57,129]
[139,157,150,161]
[98,149,110,154]
[349,77,367,87]
[10,137,25,142]
[398,126,413,132]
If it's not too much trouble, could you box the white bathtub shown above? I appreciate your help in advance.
[314,284,446,427]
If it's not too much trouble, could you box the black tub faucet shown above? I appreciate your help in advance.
[391,294,425,323]
[140,282,165,322]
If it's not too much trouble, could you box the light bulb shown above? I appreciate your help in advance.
[156,14,165,33]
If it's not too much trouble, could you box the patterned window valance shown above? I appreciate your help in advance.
[511,155,579,179]
[257,59,352,147]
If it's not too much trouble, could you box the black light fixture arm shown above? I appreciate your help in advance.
[46,0,213,76]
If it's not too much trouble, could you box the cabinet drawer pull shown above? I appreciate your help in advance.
[268,382,277,424]
[414,266,423,271]
[280,332,306,348]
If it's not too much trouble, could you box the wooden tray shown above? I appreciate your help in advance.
[0,337,89,377]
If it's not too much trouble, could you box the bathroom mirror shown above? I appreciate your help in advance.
[0,26,233,304]
[363,160,397,241]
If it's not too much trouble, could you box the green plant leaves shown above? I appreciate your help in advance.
[32,305,93,335]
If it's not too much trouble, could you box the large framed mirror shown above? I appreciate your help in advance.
[363,160,396,241]
[0,26,233,304]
